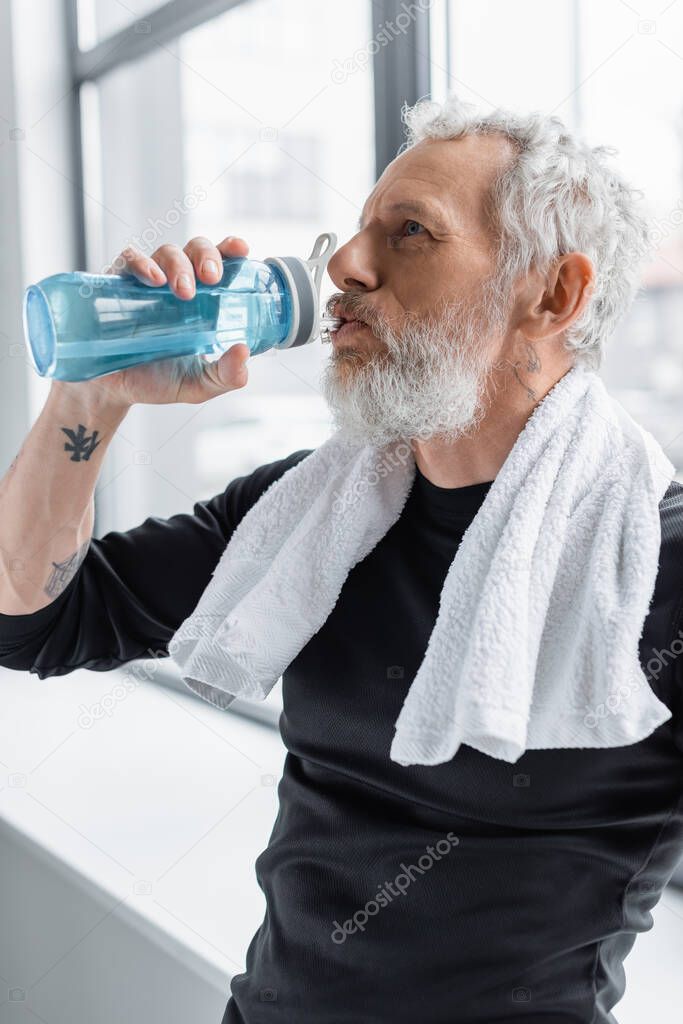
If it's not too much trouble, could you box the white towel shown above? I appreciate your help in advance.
[169,365,677,765]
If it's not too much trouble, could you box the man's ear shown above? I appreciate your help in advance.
[518,253,595,344]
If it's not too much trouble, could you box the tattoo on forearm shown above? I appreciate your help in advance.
[44,540,90,598]
[61,423,102,462]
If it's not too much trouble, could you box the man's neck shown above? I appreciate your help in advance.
[412,363,574,489]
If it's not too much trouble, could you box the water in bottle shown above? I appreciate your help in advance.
[23,232,342,382]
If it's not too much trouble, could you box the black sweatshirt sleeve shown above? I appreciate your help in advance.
[0,449,313,679]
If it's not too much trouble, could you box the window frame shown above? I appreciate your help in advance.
[64,0,432,724]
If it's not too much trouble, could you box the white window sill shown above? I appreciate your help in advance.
[0,663,285,991]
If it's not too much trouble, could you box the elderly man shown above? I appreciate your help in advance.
[1,94,682,1023]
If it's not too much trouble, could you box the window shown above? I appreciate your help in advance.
[215,129,323,221]
[431,0,578,125]
[432,0,683,472]
[79,0,376,533]
[77,0,167,46]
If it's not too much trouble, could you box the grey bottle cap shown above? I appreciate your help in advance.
[264,232,337,349]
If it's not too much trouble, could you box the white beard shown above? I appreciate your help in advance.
[320,283,505,448]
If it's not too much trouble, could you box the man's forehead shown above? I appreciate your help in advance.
[358,135,513,234]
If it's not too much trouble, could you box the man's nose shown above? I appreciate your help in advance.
[327,234,380,292]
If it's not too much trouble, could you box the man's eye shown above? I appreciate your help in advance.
[402,220,426,237]
[387,219,428,248]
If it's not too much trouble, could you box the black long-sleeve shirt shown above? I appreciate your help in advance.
[2,450,683,1024]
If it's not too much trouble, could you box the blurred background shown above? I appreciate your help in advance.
[1,1,683,1022]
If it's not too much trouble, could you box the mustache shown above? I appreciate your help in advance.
[325,293,454,341]
[325,292,388,334]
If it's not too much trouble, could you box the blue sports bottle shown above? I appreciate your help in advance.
[22,232,341,382]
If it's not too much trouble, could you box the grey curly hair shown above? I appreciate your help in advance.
[400,94,655,370]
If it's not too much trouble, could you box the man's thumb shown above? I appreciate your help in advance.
[206,345,250,394]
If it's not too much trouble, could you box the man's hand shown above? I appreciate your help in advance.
[50,235,252,412]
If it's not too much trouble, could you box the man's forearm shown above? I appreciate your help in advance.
[0,382,130,614]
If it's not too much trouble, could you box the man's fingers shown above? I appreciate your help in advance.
[151,244,197,299]
[108,246,167,285]
[182,236,250,289]
[108,236,250,301]
[183,236,224,286]
[216,236,250,259]
[176,343,250,404]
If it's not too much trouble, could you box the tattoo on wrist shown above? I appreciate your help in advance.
[61,423,102,462]
[44,539,90,598]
